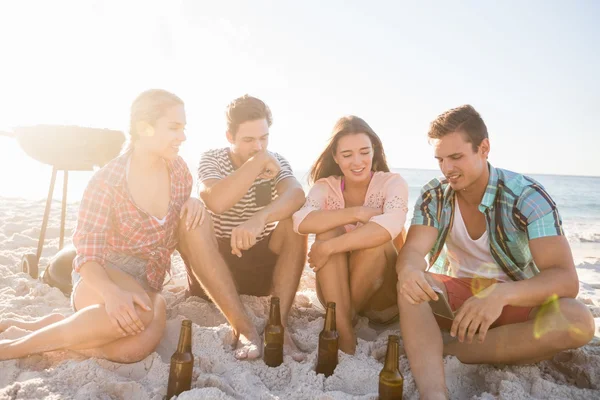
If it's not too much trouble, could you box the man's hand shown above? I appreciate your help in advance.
[355,206,382,224]
[252,151,280,180]
[397,263,439,305]
[451,283,506,344]
[180,197,206,230]
[230,213,268,257]
[308,240,334,272]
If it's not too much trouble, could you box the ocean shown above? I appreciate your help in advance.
[1,136,598,256]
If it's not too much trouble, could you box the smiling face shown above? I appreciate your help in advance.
[137,104,187,161]
[432,131,490,192]
[333,133,374,185]
[227,118,269,164]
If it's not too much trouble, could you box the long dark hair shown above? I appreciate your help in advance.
[309,115,390,184]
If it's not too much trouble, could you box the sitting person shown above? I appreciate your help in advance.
[177,95,307,360]
[396,105,595,400]
[0,89,205,362]
[292,115,409,354]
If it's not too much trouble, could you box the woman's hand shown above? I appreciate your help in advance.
[308,240,335,272]
[180,197,206,230]
[104,287,152,336]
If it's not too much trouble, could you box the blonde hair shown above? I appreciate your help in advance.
[126,89,184,150]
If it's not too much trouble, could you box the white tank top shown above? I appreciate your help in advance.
[446,197,511,281]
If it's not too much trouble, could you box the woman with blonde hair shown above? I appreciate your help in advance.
[293,115,409,354]
[0,89,205,362]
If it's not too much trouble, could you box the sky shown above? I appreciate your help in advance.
[0,0,599,200]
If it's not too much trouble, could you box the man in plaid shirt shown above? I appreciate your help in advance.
[395,105,595,400]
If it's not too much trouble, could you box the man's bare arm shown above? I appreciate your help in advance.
[199,152,272,214]
[256,177,305,224]
[495,236,579,307]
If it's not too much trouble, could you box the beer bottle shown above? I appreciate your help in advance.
[378,335,403,399]
[166,320,194,399]
[315,302,339,377]
[264,296,284,367]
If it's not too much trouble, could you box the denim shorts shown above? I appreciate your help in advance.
[71,253,156,310]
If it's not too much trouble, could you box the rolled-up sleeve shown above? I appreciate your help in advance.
[292,182,328,234]
[518,184,564,240]
[72,176,113,271]
[410,179,443,230]
[370,174,409,239]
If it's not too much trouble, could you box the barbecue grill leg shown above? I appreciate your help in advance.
[37,167,57,261]
[59,170,68,250]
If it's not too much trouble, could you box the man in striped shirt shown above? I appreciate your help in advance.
[395,105,595,399]
[178,95,307,361]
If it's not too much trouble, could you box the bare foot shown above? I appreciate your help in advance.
[0,339,14,360]
[371,340,405,361]
[1,326,31,340]
[233,331,261,360]
[283,329,305,362]
[0,319,13,333]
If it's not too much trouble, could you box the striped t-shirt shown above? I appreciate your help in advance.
[197,148,294,242]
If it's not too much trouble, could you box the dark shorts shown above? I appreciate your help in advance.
[429,273,534,330]
[184,232,278,299]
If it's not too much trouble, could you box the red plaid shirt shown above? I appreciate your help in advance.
[73,150,193,290]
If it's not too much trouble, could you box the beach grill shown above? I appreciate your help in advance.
[3,125,125,294]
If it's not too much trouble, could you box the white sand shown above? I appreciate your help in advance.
[1,196,599,399]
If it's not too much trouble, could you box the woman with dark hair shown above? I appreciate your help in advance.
[293,115,409,354]
[0,89,205,362]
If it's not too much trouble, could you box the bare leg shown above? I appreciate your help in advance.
[444,297,595,364]
[315,228,356,354]
[0,267,164,363]
[0,314,66,333]
[178,219,261,360]
[398,275,448,400]
[349,241,397,316]
[400,273,596,400]
[268,218,307,360]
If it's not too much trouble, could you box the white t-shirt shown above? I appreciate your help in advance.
[446,197,511,281]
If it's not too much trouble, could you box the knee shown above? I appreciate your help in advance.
[557,298,595,349]
[316,226,345,241]
[352,243,387,259]
[178,217,217,250]
[279,218,307,245]
[137,294,166,329]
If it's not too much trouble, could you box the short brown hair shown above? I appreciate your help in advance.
[428,105,488,152]
[225,95,272,136]
[309,115,390,184]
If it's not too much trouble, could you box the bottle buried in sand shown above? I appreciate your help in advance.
[166,320,194,399]
[264,296,284,367]
[378,335,403,400]
[315,302,339,377]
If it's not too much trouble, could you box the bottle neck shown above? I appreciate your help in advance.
[384,340,399,371]
[324,305,336,331]
[177,323,192,353]
[269,300,281,325]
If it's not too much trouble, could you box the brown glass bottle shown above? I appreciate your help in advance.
[264,296,284,367]
[378,335,403,399]
[166,320,194,399]
[315,302,339,377]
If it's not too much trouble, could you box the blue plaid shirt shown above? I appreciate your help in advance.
[411,163,564,281]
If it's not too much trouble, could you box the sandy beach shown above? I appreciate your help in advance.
[1,196,599,399]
